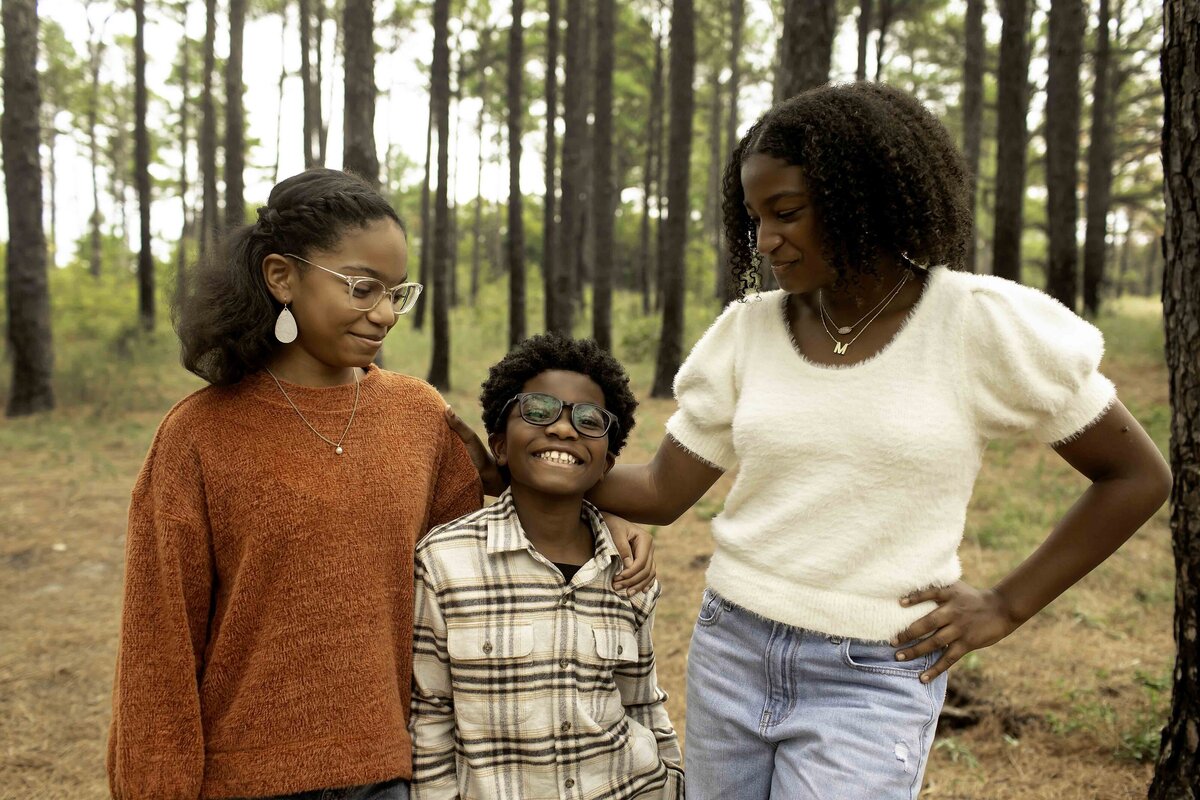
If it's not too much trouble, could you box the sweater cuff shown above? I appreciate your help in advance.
[664,412,736,472]
[1038,371,1117,444]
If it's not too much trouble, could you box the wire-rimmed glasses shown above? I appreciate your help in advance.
[285,253,423,314]
[499,392,619,439]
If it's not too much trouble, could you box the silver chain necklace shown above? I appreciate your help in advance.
[817,271,911,356]
[265,367,361,455]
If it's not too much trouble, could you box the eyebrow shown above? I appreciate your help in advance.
[745,189,810,211]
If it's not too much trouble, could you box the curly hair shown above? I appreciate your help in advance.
[722,83,971,298]
[479,334,638,455]
[175,168,404,386]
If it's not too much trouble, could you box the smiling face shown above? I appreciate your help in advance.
[490,370,615,500]
[264,217,408,379]
[740,153,838,295]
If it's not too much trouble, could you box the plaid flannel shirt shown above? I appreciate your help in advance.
[411,489,683,800]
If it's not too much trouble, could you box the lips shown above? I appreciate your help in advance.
[350,332,385,347]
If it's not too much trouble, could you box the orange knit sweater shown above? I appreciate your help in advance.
[107,365,482,799]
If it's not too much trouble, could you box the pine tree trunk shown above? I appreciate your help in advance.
[3,0,54,415]
[342,0,379,185]
[1149,0,1200,788]
[134,0,154,330]
[316,0,330,165]
[1044,0,1084,308]
[274,8,286,184]
[640,13,664,315]
[414,91,433,329]
[86,15,104,277]
[199,0,219,261]
[428,0,452,389]
[177,9,191,303]
[224,0,247,229]
[554,0,586,335]
[856,0,873,82]
[508,0,527,346]
[875,0,895,81]
[299,0,317,167]
[992,0,1030,283]
[962,0,984,273]
[1082,0,1114,316]
[651,0,694,398]
[542,0,560,332]
[592,0,614,350]
[774,0,836,102]
[578,1,596,300]
[472,102,485,307]
[719,0,742,304]
[708,74,723,300]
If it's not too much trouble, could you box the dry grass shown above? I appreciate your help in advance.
[0,294,1175,799]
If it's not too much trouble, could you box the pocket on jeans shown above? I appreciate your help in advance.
[695,588,726,627]
[841,638,931,677]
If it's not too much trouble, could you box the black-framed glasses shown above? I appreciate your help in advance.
[285,253,423,314]
[499,392,619,439]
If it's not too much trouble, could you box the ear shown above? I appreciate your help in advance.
[488,432,508,467]
[600,450,616,478]
[262,253,298,304]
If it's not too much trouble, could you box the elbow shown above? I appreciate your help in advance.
[1149,455,1173,511]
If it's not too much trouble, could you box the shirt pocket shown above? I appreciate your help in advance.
[584,623,638,726]
[447,622,534,728]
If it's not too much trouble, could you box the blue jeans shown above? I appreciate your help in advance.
[684,589,947,800]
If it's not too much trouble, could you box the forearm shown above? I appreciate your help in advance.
[994,473,1168,626]
[589,437,722,525]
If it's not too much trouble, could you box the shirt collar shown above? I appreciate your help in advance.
[486,488,622,565]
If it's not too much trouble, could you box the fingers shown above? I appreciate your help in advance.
[615,560,656,595]
[919,642,969,683]
[899,584,954,608]
[894,623,961,662]
[890,604,953,647]
[613,524,657,595]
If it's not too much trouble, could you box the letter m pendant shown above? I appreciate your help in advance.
[833,341,849,355]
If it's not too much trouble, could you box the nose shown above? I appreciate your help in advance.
[366,297,397,327]
[755,221,781,255]
[545,410,579,439]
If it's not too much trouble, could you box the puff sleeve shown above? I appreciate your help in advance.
[664,301,743,471]
[962,275,1116,444]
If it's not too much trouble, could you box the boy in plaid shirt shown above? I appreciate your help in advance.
[411,334,683,800]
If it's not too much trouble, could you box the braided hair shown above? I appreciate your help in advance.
[176,169,404,385]
[722,83,971,299]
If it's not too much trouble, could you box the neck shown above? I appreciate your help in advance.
[815,261,912,321]
[509,484,593,562]
[266,348,362,387]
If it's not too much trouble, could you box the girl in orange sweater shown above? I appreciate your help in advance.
[107,169,651,800]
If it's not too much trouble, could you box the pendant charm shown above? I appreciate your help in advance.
[833,341,849,355]
[335,446,344,455]
[275,305,298,343]
[837,326,852,334]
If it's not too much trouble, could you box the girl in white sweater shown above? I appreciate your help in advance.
[587,84,1170,799]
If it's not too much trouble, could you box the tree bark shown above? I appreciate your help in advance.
[342,0,379,185]
[428,0,452,389]
[86,11,106,277]
[640,10,664,315]
[542,0,560,332]
[134,0,154,330]
[414,101,433,329]
[774,0,836,102]
[592,0,614,349]
[708,72,723,300]
[1044,0,1084,309]
[508,0,527,346]
[299,0,318,167]
[856,0,873,82]
[651,0,694,398]
[962,0,985,273]
[177,9,191,304]
[1149,0,1200,788]
[1082,0,1114,316]
[199,0,219,262]
[224,0,247,228]
[718,0,743,304]
[991,0,1030,282]
[3,0,54,415]
[875,0,895,81]
[554,0,587,335]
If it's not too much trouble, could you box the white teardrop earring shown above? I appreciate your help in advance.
[274,304,298,343]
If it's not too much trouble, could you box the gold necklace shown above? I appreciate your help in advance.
[817,272,911,356]
[265,368,361,455]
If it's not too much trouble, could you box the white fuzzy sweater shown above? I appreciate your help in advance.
[666,267,1116,641]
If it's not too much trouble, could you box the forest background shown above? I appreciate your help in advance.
[2,0,1197,797]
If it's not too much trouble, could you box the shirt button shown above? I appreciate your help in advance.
[564,778,575,789]
[616,645,624,655]
[560,594,571,606]
[559,658,570,668]
[482,642,493,654]
[560,721,571,732]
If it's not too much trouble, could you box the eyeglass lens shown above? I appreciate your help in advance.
[348,280,421,314]
[518,393,611,437]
